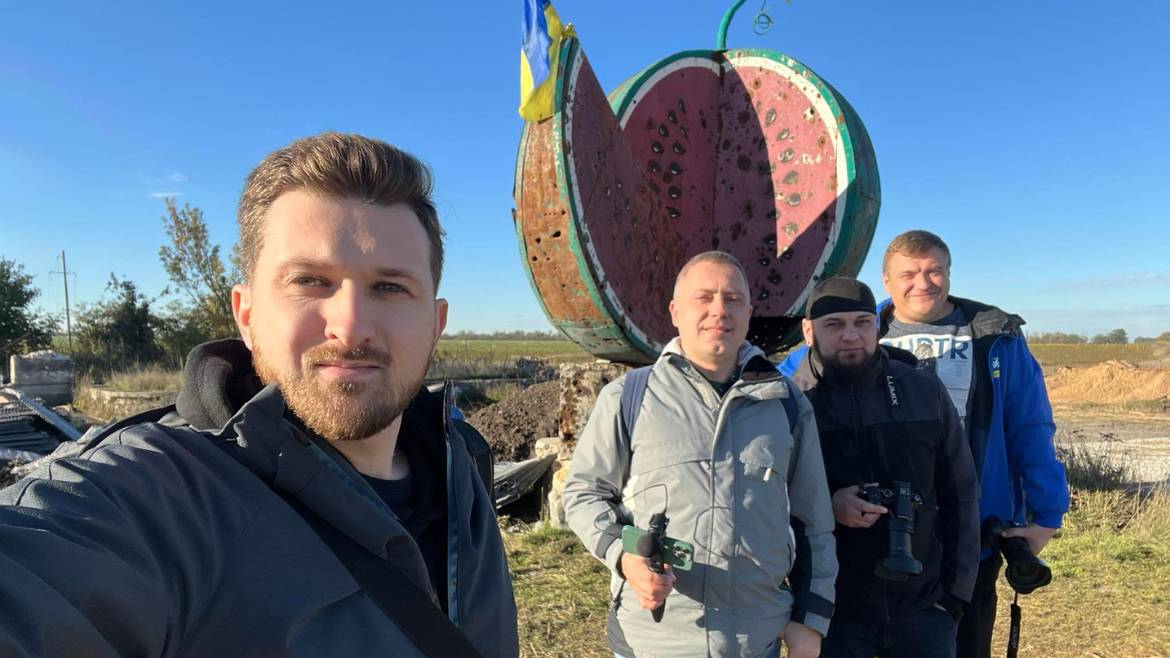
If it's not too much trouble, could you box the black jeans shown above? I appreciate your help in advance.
[956,553,1003,658]
[822,605,959,658]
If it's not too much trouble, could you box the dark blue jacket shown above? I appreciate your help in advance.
[0,340,518,657]
[780,296,1069,553]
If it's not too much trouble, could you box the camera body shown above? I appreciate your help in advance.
[859,481,924,580]
[985,519,1052,594]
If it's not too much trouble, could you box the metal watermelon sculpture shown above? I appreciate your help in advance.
[514,6,880,363]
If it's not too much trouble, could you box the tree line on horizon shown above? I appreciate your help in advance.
[1,200,1166,381]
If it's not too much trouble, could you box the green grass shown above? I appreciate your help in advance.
[1030,342,1165,367]
[506,489,1170,657]
[503,522,613,658]
[993,489,1170,656]
[435,339,587,361]
[428,339,589,381]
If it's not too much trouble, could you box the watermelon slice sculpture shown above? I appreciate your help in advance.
[514,15,880,363]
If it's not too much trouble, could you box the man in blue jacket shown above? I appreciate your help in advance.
[782,230,1068,658]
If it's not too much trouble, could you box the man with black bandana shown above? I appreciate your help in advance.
[790,276,980,658]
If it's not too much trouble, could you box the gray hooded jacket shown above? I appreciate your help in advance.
[563,339,837,658]
[0,340,518,657]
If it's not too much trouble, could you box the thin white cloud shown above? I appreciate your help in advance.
[148,191,184,199]
[168,172,188,183]
[1040,272,1170,292]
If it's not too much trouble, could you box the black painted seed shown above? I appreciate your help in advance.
[668,162,682,175]
[667,110,678,124]
[658,123,669,137]
[668,186,682,199]
[768,273,782,284]
[652,141,664,154]
[667,207,682,219]
[648,160,662,174]
[672,141,686,155]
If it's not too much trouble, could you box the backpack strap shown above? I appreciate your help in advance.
[619,366,653,439]
[780,378,799,435]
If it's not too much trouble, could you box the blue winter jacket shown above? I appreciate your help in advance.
[780,296,1069,555]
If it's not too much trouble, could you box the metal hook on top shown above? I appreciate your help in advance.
[753,0,773,35]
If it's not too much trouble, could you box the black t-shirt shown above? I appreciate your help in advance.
[362,448,447,610]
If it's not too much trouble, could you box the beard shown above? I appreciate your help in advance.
[814,342,879,385]
[252,341,429,442]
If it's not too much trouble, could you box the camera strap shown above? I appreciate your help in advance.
[1006,592,1021,658]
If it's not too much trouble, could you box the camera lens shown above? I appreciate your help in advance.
[1000,536,1052,594]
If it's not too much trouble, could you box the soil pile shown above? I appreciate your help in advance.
[1046,361,1170,405]
[468,380,560,461]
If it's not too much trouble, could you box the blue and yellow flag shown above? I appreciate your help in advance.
[519,0,573,121]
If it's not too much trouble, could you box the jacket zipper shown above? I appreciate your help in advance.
[849,381,893,623]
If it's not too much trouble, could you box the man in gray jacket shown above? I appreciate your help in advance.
[563,251,838,658]
[0,133,518,657]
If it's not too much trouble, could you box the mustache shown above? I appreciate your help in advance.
[303,344,392,367]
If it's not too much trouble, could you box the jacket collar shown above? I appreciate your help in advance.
[878,295,1024,340]
[659,336,775,381]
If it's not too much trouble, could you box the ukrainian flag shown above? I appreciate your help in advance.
[519,0,573,121]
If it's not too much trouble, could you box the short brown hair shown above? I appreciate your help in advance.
[674,250,751,297]
[237,131,444,291]
[883,230,951,273]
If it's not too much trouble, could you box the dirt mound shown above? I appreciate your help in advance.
[468,381,560,461]
[1046,361,1170,404]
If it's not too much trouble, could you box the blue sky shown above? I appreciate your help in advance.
[1,1,1167,339]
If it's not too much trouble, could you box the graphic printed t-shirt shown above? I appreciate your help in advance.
[881,306,974,422]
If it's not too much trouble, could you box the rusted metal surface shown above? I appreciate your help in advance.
[514,37,880,363]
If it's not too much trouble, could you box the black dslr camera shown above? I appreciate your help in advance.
[860,481,924,580]
[985,519,1052,594]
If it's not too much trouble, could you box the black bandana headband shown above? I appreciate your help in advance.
[806,276,877,320]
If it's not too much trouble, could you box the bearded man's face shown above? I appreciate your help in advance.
[233,191,446,441]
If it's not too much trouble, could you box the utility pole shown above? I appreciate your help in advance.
[50,251,75,353]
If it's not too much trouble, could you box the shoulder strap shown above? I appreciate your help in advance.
[278,493,484,658]
[780,379,799,434]
[619,366,653,439]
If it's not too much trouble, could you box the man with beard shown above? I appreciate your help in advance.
[790,277,980,658]
[564,251,838,658]
[0,133,518,658]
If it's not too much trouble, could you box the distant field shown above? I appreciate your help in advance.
[430,339,589,381]
[1030,343,1166,368]
[435,338,587,361]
